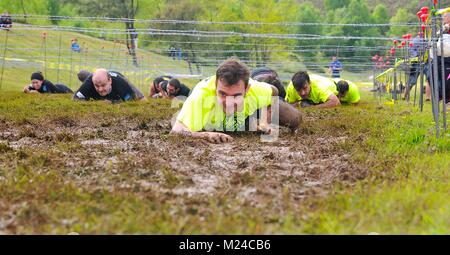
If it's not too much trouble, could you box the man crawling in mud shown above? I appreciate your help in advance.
[285,71,341,108]
[73,68,145,103]
[171,58,301,143]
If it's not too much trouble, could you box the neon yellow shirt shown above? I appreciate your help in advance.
[176,76,273,132]
[285,74,338,104]
[333,78,360,104]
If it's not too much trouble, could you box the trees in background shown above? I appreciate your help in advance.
[295,2,322,69]
[0,0,423,72]
[64,0,140,66]
[47,0,60,25]
[388,8,416,37]
[372,4,389,36]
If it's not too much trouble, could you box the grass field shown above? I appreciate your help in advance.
[0,85,449,234]
[0,26,200,94]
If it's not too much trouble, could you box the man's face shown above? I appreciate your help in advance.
[216,78,248,116]
[167,84,178,96]
[332,56,337,62]
[93,75,112,96]
[297,83,311,99]
[31,79,43,90]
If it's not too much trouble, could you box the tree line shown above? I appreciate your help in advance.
[0,0,423,71]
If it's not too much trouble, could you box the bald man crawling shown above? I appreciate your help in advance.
[73,68,145,103]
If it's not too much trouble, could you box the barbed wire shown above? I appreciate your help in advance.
[143,40,394,49]
[0,31,402,50]
[0,60,384,69]
[0,51,388,65]
[9,14,421,27]
[0,39,396,52]
[8,24,409,41]
[0,46,398,55]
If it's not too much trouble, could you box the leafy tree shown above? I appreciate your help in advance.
[372,4,389,35]
[324,0,350,11]
[339,0,380,59]
[0,0,49,23]
[237,0,296,66]
[0,0,424,74]
[150,0,207,73]
[388,8,416,37]
[47,0,60,25]
[64,0,140,66]
[296,2,322,66]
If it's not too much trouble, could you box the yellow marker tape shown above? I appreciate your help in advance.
[436,7,450,15]
[375,68,395,83]
[394,57,419,68]
[384,100,395,106]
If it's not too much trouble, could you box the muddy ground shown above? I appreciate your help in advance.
[0,111,368,232]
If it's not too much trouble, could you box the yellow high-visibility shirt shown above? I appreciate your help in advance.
[176,76,273,132]
[333,78,360,104]
[285,74,338,104]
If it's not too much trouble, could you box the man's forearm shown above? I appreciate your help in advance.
[149,87,156,97]
[314,99,341,108]
[257,105,272,127]
[171,124,202,138]
[161,91,170,99]
[289,101,300,108]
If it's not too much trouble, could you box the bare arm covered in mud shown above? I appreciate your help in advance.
[149,84,157,98]
[171,121,234,143]
[279,100,302,130]
[23,85,38,93]
[160,89,170,99]
[313,94,341,109]
[269,85,302,130]
[259,86,300,132]
[256,86,278,132]
[23,85,31,93]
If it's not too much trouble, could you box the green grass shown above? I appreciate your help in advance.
[0,26,376,95]
[0,88,448,234]
[0,27,200,93]
[291,90,450,234]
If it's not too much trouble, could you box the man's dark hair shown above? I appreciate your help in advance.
[251,67,286,99]
[160,80,169,92]
[336,80,349,93]
[31,71,44,81]
[77,70,92,83]
[153,77,165,87]
[258,75,282,89]
[153,76,172,87]
[168,78,181,89]
[291,71,310,91]
[216,58,250,86]
[261,75,285,98]
[251,67,277,78]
